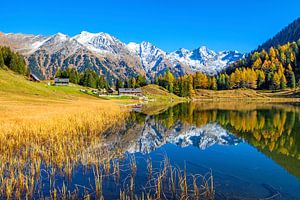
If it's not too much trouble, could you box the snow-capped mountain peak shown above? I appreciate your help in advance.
[73,31,125,54]
[199,45,213,54]
[43,33,70,45]
[74,31,114,43]
[127,41,167,72]
[192,46,217,60]
[140,41,166,57]
[55,32,68,40]
[32,33,85,56]
[166,45,243,76]
[127,41,166,55]
[127,42,140,54]
[173,48,190,58]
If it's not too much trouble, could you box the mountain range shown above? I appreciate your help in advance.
[0,31,244,81]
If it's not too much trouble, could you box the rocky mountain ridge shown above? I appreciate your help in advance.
[0,31,244,80]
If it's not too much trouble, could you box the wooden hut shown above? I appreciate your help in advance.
[29,73,40,82]
[118,88,142,96]
[54,78,69,86]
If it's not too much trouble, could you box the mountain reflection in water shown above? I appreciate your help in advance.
[125,122,241,153]
[101,102,300,199]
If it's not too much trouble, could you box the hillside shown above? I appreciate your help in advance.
[142,84,185,101]
[142,84,177,96]
[139,85,185,114]
[0,69,184,103]
[258,17,300,51]
[0,69,97,103]
[223,38,300,92]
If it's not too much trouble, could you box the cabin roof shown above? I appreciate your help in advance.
[30,73,40,81]
[118,88,142,93]
[54,78,69,82]
[107,87,116,92]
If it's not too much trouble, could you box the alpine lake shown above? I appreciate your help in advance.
[2,101,300,199]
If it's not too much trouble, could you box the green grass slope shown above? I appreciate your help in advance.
[0,69,93,102]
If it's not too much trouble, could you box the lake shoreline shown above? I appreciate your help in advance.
[191,88,300,103]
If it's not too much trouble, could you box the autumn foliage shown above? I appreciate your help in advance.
[156,40,300,97]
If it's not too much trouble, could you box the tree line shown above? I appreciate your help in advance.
[155,69,266,97]
[55,68,109,89]
[115,75,147,90]
[0,46,28,75]
[155,71,217,97]
[55,68,147,90]
[228,40,300,90]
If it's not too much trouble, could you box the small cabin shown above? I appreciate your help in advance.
[107,88,116,95]
[118,88,142,96]
[29,73,40,82]
[54,78,69,86]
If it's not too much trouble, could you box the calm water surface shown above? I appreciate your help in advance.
[76,102,300,199]
[101,102,300,199]
[5,102,300,199]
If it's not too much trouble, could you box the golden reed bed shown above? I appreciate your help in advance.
[0,98,128,198]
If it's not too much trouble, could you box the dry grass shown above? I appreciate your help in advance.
[142,84,186,102]
[142,85,174,96]
[194,88,300,102]
[184,101,300,112]
[0,97,128,198]
[118,156,215,200]
[141,84,187,115]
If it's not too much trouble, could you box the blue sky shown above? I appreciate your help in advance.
[1,0,299,53]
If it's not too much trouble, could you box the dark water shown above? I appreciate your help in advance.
[13,102,300,199]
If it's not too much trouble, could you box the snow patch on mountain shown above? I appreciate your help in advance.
[127,41,167,72]
[30,38,49,54]
[73,31,127,54]
[167,46,244,75]
[127,42,140,54]
[127,41,244,76]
